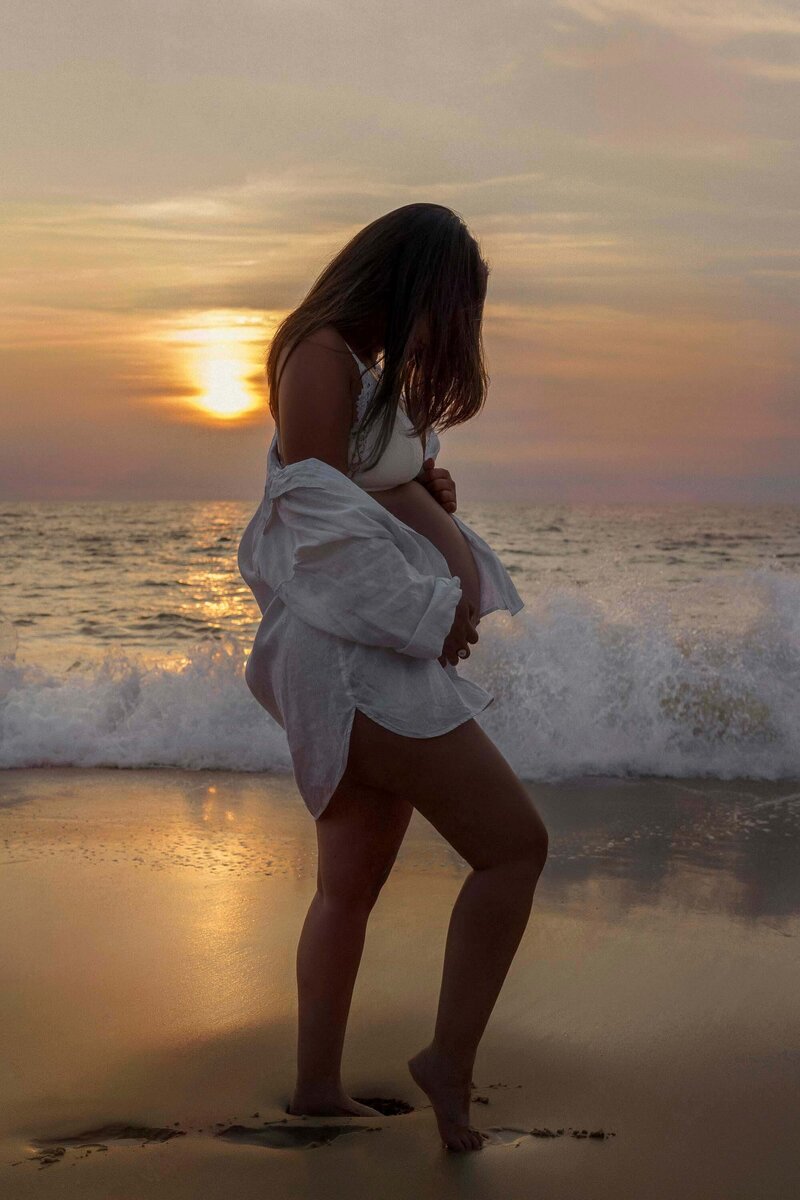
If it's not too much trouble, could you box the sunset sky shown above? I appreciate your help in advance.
[2,0,798,503]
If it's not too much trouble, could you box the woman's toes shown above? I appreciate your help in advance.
[444,1125,485,1152]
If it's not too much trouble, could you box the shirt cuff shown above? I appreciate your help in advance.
[398,576,462,659]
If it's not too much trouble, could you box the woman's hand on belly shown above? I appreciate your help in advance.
[415,457,457,513]
[367,480,481,617]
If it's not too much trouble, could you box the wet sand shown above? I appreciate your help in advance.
[1,768,798,1198]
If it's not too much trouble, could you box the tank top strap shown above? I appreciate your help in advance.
[341,340,383,427]
[341,339,367,376]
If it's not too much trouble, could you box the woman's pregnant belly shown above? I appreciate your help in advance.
[366,480,481,616]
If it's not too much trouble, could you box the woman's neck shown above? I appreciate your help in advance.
[338,320,384,368]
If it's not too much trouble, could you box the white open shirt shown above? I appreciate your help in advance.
[237,425,524,818]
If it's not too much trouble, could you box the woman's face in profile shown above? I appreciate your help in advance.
[408,300,482,358]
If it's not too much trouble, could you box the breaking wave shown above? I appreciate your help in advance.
[1,569,799,781]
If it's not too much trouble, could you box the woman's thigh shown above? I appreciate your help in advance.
[315,772,414,908]
[342,709,548,873]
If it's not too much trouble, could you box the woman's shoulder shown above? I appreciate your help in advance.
[273,326,362,470]
[276,325,360,394]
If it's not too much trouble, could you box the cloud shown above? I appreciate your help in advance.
[1,0,798,500]
[553,0,800,41]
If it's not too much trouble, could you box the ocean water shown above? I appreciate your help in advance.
[1,500,799,781]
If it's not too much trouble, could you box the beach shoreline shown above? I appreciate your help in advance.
[1,767,798,1198]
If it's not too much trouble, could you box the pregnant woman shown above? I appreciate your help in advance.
[238,203,549,1152]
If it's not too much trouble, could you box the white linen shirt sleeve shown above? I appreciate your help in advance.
[261,485,463,660]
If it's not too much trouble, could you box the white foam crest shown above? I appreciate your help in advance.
[471,568,800,780]
[0,639,292,772]
[0,568,798,780]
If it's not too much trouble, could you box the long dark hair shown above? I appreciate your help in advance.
[265,203,491,475]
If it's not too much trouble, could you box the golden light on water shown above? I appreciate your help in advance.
[154,309,274,422]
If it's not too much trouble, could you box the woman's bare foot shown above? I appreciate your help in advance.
[408,1045,487,1152]
[288,1087,382,1118]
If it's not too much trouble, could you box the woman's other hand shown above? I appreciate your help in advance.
[439,594,479,666]
[416,458,457,513]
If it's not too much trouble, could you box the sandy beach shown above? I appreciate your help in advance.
[1,767,798,1198]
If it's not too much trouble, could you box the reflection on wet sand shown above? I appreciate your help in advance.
[529,776,800,925]
[0,768,797,1198]
[2,769,799,924]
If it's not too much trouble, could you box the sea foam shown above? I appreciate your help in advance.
[1,568,798,780]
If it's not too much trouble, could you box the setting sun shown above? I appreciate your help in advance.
[155,310,270,422]
[196,352,255,420]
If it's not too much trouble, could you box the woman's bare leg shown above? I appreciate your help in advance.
[344,709,549,1152]
[288,773,413,1117]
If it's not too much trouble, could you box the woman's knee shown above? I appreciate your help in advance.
[480,811,549,880]
[317,859,392,914]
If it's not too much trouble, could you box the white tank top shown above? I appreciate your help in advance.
[344,343,425,492]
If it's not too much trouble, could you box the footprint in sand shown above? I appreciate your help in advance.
[215,1094,415,1148]
[18,1109,612,1166]
[24,1124,186,1168]
[481,1126,535,1147]
[19,1104,413,1166]
[481,1125,615,1147]
[216,1122,382,1149]
[351,1096,414,1115]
